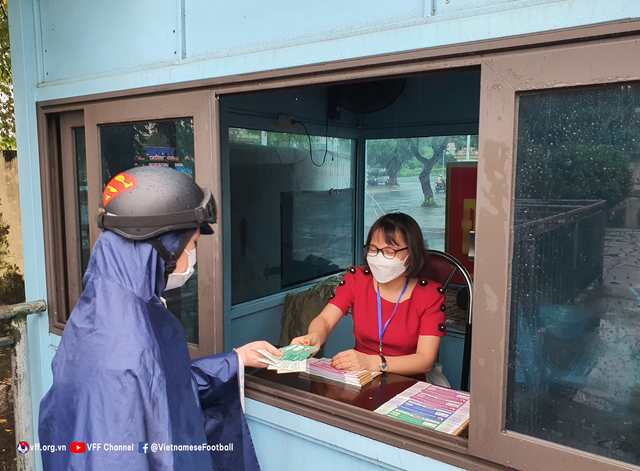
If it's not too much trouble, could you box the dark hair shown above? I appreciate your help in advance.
[363,213,429,279]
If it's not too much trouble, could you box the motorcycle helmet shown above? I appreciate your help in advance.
[97,166,217,274]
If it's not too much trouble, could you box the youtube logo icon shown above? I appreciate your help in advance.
[70,442,86,453]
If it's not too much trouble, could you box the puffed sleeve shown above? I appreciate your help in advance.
[328,266,358,316]
[418,281,447,337]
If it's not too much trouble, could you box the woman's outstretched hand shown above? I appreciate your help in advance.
[331,349,377,371]
[234,341,283,368]
[290,332,322,349]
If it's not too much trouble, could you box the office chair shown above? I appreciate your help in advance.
[424,250,473,392]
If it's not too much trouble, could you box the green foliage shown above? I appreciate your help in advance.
[517,143,633,208]
[0,265,24,305]
[0,1,15,150]
[516,85,640,209]
[369,136,472,176]
[368,135,475,205]
[367,139,412,183]
[518,86,640,161]
[155,119,195,175]
[144,130,170,147]
[0,99,21,298]
[0,207,8,263]
[398,165,422,178]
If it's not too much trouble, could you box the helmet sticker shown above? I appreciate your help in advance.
[103,172,137,206]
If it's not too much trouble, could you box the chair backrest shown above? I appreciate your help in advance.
[424,250,474,324]
[424,250,474,392]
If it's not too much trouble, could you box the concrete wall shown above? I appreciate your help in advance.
[0,151,23,274]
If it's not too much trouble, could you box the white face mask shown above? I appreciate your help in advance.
[165,248,197,291]
[367,253,409,284]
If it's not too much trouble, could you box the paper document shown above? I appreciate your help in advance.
[374,382,470,435]
[258,344,319,373]
[306,358,381,388]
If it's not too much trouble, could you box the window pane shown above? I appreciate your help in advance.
[365,136,478,251]
[99,119,199,344]
[229,128,356,305]
[74,128,90,276]
[508,84,640,465]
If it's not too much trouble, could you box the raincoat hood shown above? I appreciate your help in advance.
[84,229,179,300]
[39,230,260,471]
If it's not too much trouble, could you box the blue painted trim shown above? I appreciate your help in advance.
[49,333,61,349]
[8,0,52,469]
[33,1,640,103]
[32,0,44,84]
[424,0,434,18]
[245,398,463,471]
[179,0,186,60]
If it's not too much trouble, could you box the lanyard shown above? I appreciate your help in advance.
[377,279,409,356]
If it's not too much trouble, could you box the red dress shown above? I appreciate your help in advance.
[328,266,447,358]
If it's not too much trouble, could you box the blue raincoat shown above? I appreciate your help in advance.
[39,230,260,471]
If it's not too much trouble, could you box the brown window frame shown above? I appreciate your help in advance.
[36,20,640,471]
[40,110,91,333]
[39,91,223,357]
[471,36,640,471]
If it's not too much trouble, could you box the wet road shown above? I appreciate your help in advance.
[365,176,446,250]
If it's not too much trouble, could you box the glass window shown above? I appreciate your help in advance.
[74,128,90,276]
[365,136,478,251]
[229,127,356,305]
[99,119,199,344]
[508,84,640,466]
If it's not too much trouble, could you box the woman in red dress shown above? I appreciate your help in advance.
[292,213,449,386]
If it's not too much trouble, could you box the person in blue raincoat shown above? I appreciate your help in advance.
[39,166,281,471]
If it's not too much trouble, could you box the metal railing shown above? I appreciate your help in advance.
[512,200,606,315]
[0,300,47,471]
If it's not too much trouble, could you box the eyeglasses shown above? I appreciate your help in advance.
[364,245,408,260]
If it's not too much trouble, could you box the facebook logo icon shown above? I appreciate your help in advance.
[138,442,149,453]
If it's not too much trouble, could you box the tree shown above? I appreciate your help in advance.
[517,143,633,208]
[147,120,195,175]
[0,3,22,305]
[518,86,640,160]
[367,139,412,186]
[408,136,468,207]
[516,86,639,207]
[0,0,15,150]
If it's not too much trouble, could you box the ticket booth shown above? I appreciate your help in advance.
[219,70,481,390]
[9,1,640,470]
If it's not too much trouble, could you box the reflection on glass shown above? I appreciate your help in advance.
[99,119,199,344]
[229,127,356,305]
[74,128,90,276]
[508,84,640,465]
[100,120,195,182]
[365,136,478,251]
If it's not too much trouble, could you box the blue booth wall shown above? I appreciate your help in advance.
[20,0,640,102]
[7,0,640,470]
[246,399,461,471]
